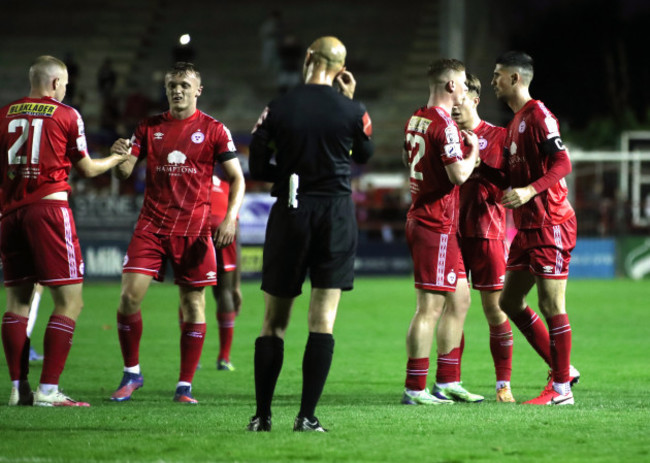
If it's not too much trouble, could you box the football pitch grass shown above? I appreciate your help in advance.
[0,277,648,462]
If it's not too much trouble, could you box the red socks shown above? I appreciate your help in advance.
[548,314,572,383]
[436,347,462,383]
[40,315,76,384]
[2,313,29,381]
[117,311,143,368]
[489,320,513,382]
[511,306,551,366]
[179,322,206,383]
[217,312,235,362]
[405,357,429,391]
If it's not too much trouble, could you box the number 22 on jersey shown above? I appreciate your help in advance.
[406,133,425,181]
[7,118,43,165]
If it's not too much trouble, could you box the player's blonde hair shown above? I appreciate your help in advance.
[427,58,465,85]
[166,62,201,84]
[29,55,67,87]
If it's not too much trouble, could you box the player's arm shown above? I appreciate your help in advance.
[502,132,571,209]
[444,130,479,185]
[74,145,130,178]
[213,156,245,249]
[249,107,278,182]
[110,138,138,180]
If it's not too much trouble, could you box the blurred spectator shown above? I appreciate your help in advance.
[277,34,303,94]
[97,58,117,100]
[259,10,284,73]
[123,80,152,136]
[64,52,80,102]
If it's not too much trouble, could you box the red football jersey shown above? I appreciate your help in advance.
[0,97,89,214]
[459,120,507,239]
[504,100,574,229]
[131,110,236,236]
[405,106,467,233]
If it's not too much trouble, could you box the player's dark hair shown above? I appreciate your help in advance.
[495,51,534,84]
[466,73,481,97]
[166,62,201,82]
[427,58,465,81]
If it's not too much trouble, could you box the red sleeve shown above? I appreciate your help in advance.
[66,108,89,163]
[130,121,146,159]
[531,150,571,193]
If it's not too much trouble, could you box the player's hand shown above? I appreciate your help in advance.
[233,287,242,316]
[213,217,236,249]
[111,138,132,157]
[461,130,478,148]
[501,185,537,209]
[335,70,356,99]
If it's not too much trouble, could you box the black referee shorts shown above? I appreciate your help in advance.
[261,195,358,298]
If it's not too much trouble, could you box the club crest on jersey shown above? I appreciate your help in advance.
[518,121,526,133]
[191,131,205,144]
[447,271,457,285]
[478,138,488,150]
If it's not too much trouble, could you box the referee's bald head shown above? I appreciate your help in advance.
[306,36,347,70]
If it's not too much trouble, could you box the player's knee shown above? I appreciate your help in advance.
[119,290,142,314]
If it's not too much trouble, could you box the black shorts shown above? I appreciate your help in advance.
[262,195,357,298]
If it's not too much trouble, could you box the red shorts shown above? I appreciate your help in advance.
[210,215,236,273]
[1,201,84,286]
[460,237,508,290]
[406,219,465,292]
[217,241,237,273]
[507,216,577,279]
[123,229,217,286]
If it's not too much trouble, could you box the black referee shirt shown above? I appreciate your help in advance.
[249,84,373,198]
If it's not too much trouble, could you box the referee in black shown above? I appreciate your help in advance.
[247,36,374,432]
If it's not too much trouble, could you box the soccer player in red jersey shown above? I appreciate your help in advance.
[209,174,242,371]
[109,62,245,404]
[451,73,515,403]
[401,59,483,406]
[490,51,579,405]
[0,55,130,407]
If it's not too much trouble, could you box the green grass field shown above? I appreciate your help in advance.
[0,277,649,462]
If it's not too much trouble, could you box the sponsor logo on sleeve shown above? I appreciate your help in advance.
[545,117,560,138]
[362,111,373,137]
[444,143,462,158]
[444,126,460,144]
[224,127,236,152]
[76,135,88,154]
